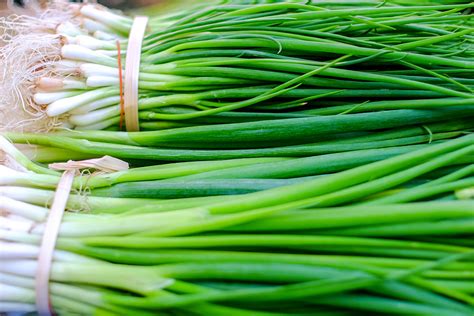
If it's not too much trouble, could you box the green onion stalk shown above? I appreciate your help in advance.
[1,119,472,198]
[6,109,474,152]
[1,135,474,314]
[0,132,473,206]
[2,126,474,198]
[1,1,473,133]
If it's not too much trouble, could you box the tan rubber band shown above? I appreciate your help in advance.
[35,169,74,316]
[124,16,149,132]
[35,157,129,315]
[49,156,130,173]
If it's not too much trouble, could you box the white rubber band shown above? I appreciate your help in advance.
[124,16,149,132]
[35,169,75,316]
[35,156,129,315]
[49,156,129,173]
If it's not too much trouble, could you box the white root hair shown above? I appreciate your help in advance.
[0,1,80,132]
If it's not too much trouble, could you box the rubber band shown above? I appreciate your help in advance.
[49,156,130,173]
[35,169,74,316]
[124,16,149,132]
[116,40,125,131]
[35,157,129,315]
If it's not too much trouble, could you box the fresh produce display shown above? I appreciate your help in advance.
[1,0,473,132]
[0,0,473,315]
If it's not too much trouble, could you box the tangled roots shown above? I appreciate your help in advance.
[0,1,78,132]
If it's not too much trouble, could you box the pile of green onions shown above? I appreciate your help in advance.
[1,132,474,315]
[1,0,472,132]
[1,0,474,315]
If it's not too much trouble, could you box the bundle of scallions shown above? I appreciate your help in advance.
[1,0,474,315]
[0,0,473,132]
[1,134,474,315]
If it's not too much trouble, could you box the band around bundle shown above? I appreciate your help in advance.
[123,16,149,132]
[35,157,129,315]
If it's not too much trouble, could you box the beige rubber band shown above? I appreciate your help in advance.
[124,16,149,132]
[35,169,74,316]
[49,156,130,173]
[35,157,129,315]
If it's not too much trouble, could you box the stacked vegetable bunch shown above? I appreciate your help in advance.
[2,133,474,315]
[1,0,473,315]
[1,0,473,132]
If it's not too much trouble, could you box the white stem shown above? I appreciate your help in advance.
[0,137,30,170]
[76,35,116,50]
[96,49,120,57]
[80,64,183,83]
[0,237,101,264]
[94,30,122,41]
[46,87,118,116]
[62,45,117,67]
[0,242,39,260]
[63,79,88,90]
[36,77,87,91]
[33,90,80,105]
[36,77,63,90]
[0,165,59,188]
[82,18,115,34]
[70,96,121,114]
[56,22,86,37]
[0,272,33,289]
[80,5,132,33]
[61,34,77,45]
[69,105,119,126]
[63,78,88,90]
[80,63,119,78]
[0,196,48,221]
[0,187,89,212]
[52,60,83,75]
[0,229,39,246]
[0,165,31,178]
[0,288,100,315]
[0,260,36,277]
[0,186,56,207]
[4,259,173,296]
[2,156,27,173]
[0,283,33,302]
[0,166,32,185]
[87,76,119,88]
[0,216,34,233]
[0,302,36,313]
[0,272,106,311]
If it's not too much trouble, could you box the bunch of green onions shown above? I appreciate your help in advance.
[1,0,474,315]
[1,133,474,315]
[2,0,473,132]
